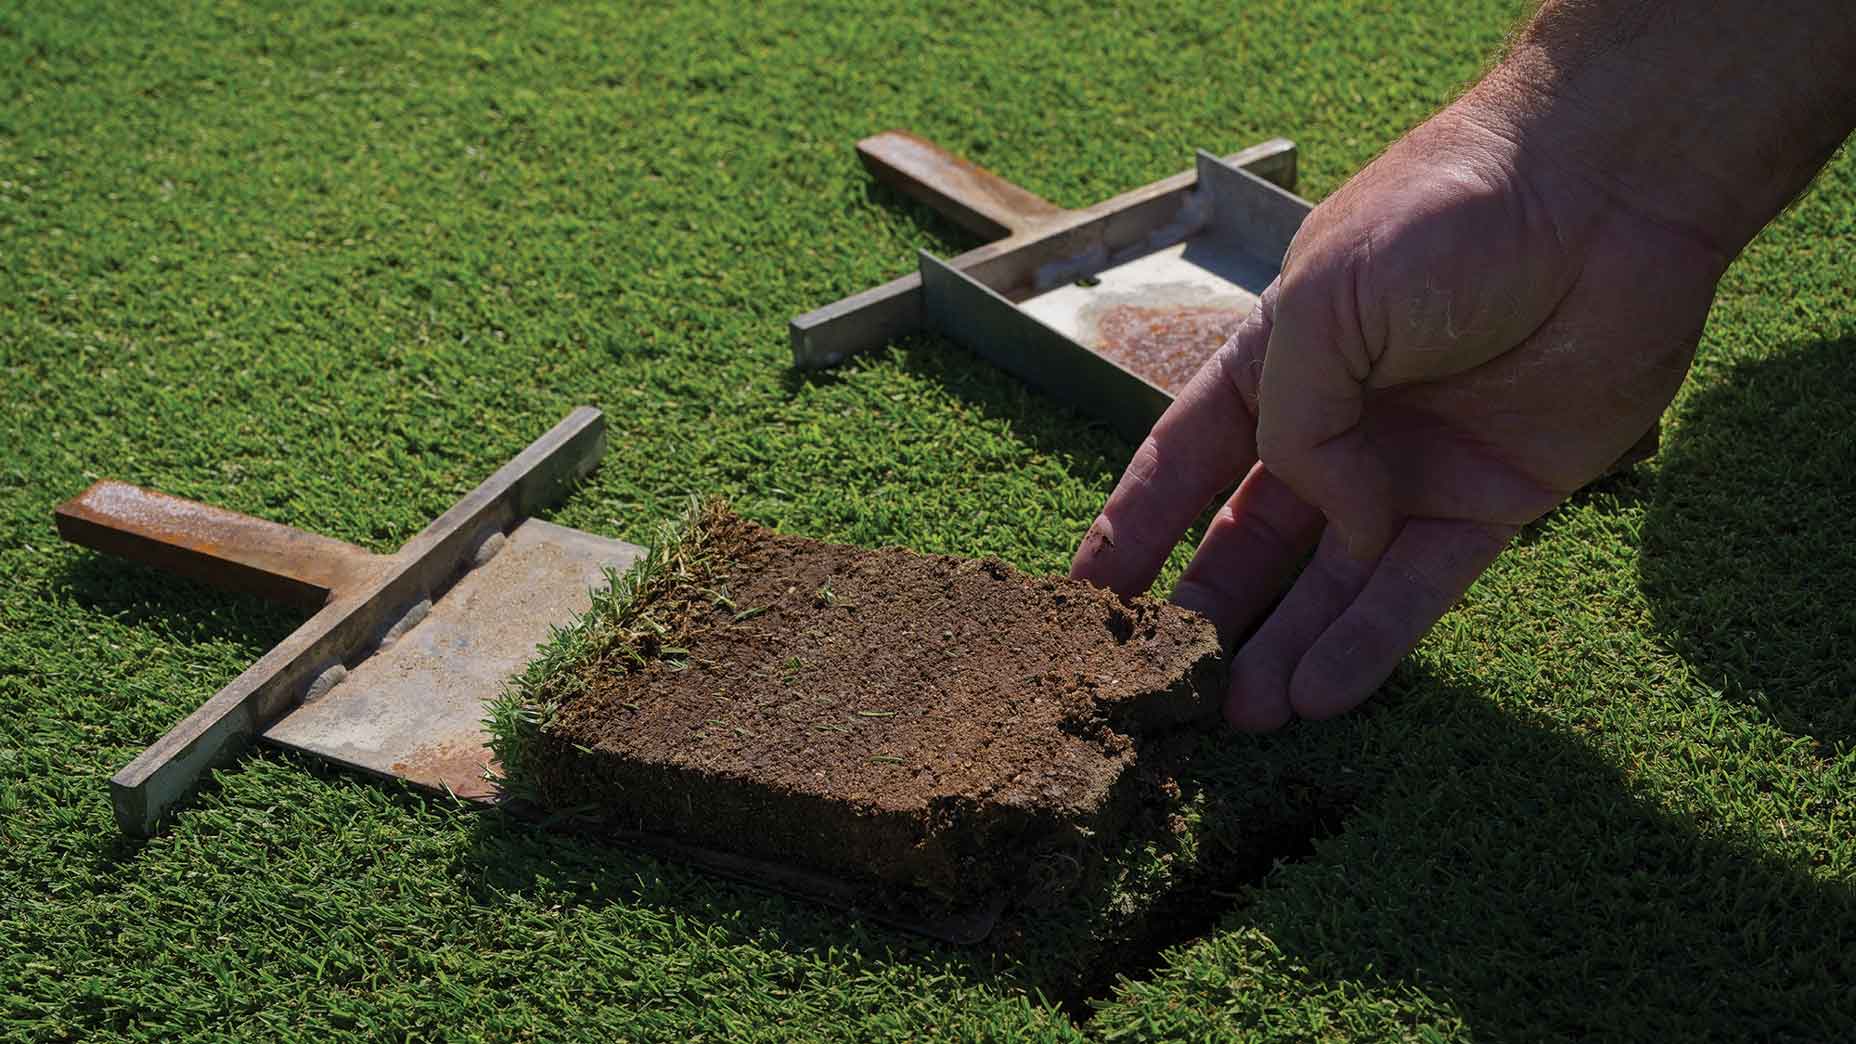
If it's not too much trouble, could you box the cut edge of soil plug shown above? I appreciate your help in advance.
[485,499,1227,942]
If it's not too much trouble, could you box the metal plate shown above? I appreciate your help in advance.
[920,250,1174,442]
[789,133,1301,369]
[1013,152,1308,398]
[262,519,644,800]
[1018,239,1271,395]
[913,150,1313,439]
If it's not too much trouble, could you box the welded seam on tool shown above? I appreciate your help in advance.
[303,663,347,704]
[376,598,432,651]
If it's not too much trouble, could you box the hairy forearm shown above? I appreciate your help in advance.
[1465,0,1856,256]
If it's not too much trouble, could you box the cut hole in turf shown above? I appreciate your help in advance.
[971,768,1358,1017]
[1060,798,1351,1015]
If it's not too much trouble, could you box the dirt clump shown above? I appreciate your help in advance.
[527,509,1223,906]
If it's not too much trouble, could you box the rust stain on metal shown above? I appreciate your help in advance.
[54,480,379,609]
[1088,303,1250,395]
[393,739,500,802]
[857,130,1064,240]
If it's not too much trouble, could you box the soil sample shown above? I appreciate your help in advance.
[492,503,1223,908]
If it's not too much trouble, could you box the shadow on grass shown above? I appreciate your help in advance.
[450,740,1347,1017]
[1512,462,1652,549]
[897,331,1134,488]
[857,176,990,260]
[1639,337,1856,749]
[452,657,1855,1036]
[774,173,983,398]
[453,803,992,988]
[50,551,303,654]
[1238,665,1856,1041]
[781,174,1134,495]
[780,330,1135,497]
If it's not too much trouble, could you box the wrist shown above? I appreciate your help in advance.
[1461,3,1856,261]
[1460,60,1747,262]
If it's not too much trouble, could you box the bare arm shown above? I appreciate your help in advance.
[1486,0,1856,257]
[1071,0,1856,729]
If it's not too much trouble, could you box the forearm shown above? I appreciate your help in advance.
[1464,0,1856,257]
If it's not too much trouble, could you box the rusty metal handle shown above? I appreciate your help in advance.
[857,130,1068,241]
[54,481,379,609]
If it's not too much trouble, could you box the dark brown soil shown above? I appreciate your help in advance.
[532,511,1223,905]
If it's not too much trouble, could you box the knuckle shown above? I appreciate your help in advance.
[1388,559,1451,611]
[1253,423,1303,476]
[1277,242,1378,382]
[1121,436,1165,489]
[1307,550,1373,604]
[1270,269,1326,329]
[1223,500,1300,563]
[1214,338,1265,418]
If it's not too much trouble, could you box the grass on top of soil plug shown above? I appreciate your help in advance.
[485,496,729,803]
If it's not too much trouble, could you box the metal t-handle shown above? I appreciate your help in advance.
[54,481,379,609]
[56,407,610,835]
[857,130,1068,241]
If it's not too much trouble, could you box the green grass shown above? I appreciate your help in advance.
[485,496,721,806]
[2,0,1852,1040]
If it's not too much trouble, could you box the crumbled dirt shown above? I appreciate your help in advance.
[533,511,1223,905]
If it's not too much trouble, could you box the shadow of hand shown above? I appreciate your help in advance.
[1640,338,1856,749]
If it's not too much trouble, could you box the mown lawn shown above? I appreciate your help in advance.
[2,1,1852,1040]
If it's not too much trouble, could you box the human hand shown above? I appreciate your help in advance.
[1070,96,1729,730]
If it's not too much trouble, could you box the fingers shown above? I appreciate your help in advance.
[1224,517,1514,730]
[1070,293,1274,597]
[1172,462,1323,645]
[1226,527,1375,731]
[1290,518,1514,720]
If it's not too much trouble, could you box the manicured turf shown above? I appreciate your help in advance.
[2,1,1852,1039]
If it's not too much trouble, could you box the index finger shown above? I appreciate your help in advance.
[1070,281,1277,597]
